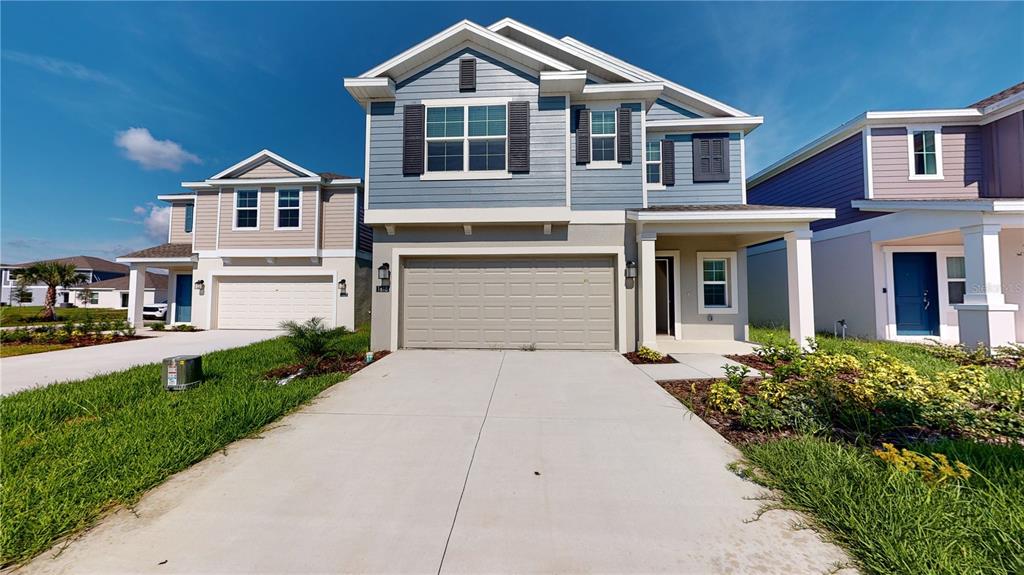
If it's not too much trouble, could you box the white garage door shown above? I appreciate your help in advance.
[401,257,616,350]
[216,276,334,329]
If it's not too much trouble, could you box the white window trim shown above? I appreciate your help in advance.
[232,189,261,231]
[907,125,944,180]
[274,187,303,230]
[422,101,509,180]
[588,107,620,169]
[645,139,664,190]
[697,251,739,315]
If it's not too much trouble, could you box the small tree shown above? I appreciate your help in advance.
[76,286,95,308]
[21,262,86,321]
[12,280,32,307]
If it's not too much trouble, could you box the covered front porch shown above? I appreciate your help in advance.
[628,205,835,352]
[115,243,196,328]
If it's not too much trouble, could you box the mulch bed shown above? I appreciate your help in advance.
[726,354,774,373]
[4,335,147,351]
[658,377,796,444]
[623,352,678,364]
[265,350,392,380]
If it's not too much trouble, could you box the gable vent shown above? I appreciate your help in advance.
[459,58,476,92]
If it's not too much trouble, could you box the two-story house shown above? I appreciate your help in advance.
[345,19,833,352]
[1,255,165,308]
[748,82,1024,348]
[117,150,372,330]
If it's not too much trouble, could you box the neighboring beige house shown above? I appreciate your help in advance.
[66,272,167,310]
[117,150,371,330]
[1,255,143,308]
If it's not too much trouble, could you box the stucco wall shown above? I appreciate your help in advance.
[811,231,877,338]
[745,240,789,328]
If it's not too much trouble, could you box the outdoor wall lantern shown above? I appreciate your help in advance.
[194,279,205,295]
[377,263,391,293]
[625,260,638,279]
[338,279,348,297]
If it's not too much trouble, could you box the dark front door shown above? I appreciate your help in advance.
[893,252,940,336]
[175,274,193,323]
[655,257,675,335]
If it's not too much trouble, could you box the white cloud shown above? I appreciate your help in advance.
[114,127,200,171]
[2,50,128,90]
[139,205,171,241]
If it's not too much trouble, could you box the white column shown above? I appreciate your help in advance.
[957,224,1017,348]
[638,231,658,350]
[785,229,815,349]
[127,264,147,328]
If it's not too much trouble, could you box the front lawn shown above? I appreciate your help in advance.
[0,306,126,327]
[661,328,1024,575]
[0,343,72,358]
[0,327,370,566]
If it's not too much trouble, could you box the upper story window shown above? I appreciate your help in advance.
[646,141,661,184]
[276,189,300,229]
[591,110,616,162]
[908,127,943,179]
[183,204,194,233]
[426,104,506,173]
[235,189,259,229]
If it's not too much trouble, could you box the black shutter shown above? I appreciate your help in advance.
[402,104,425,176]
[576,108,591,164]
[662,140,675,186]
[617,107,632,163]
[508,101,530,173]
[692,134,730,182]
[458,58,476,92]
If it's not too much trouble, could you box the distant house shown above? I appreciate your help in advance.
[0,255,167,309]
[66,272,168,309]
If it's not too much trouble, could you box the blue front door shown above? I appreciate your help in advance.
[175,274,193,323]
[893,253,939,336]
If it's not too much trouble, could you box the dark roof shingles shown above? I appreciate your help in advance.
[118,243,194,259]
[970,81,1024,109]
[72,272,168,291]
[11,255,126,274]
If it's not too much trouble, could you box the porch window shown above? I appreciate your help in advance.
[946,256,966,305]
[591,110,616,162]
[276,189,301,229]
[908,127,942,179]
[120,293,129,308]
[646,141,661,184]
[234,189,259,229]
[697,252,738,315]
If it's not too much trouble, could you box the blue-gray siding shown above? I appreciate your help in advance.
[647,98,700,122]
[570,103,642,209]
[648,133,744,205]
[748,133,875,231]
[367,49,566,209]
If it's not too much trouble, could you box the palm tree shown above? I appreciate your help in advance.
[21,262,86,321]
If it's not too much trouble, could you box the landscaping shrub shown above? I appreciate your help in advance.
[279,317,342,371]
[636,346,664,362]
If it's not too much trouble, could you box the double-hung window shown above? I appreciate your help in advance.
[697,252,738,314]
[909,127,942,179]
[276,189,300,229]
[235,189,259,229]
[591,110,616,162]
[183,204,194,233]
[646,141,662,184]
[426,104,507,173]
[946,256,966,305]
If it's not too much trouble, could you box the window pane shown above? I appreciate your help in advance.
[924,154,937,175]
[913,132,925,153]
[278,190,299,207]
[948,281,966,305]
[278,209,299,228]
[703,259,726,282]
[646,163,660,184]
[915,153,926,175]
[646,141,661,161]
[592,110,616,135]
[592,136,615,161]
[427,141,464,172]
[704,284,727,307]
[184,204,193,233]
[237,190,257,208]
[468,105,506,137]
[469,139,506,171]
[236,209,257,228]
[922,131,935,153]
[946,256,966,279]
[426,106,463,137]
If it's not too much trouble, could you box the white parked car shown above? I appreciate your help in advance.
[143,302,168,320]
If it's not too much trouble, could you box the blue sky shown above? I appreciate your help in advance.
[2,2,1021,263]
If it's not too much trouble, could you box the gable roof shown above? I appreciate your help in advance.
[70,272,168,291]
[210,149,320,180]
[11,255,126,274]
[970,81,1024,110]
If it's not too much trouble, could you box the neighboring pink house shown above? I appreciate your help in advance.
[747,82,1024,348]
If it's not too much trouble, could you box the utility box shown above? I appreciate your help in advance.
[163,355,203,391]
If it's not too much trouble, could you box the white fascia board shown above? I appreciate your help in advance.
[115,257,194,264]
[578,82,663,107]
[359,19,573,82]
[323,179,363,188]
[201,177,322,186]
[646,116,764,134]
[364,207,572,225]
[626,208,835,223]
[539,70,587,95]
[980,96,1024,125]
[157,194,196,202]
[181,182,215,190]
[209,149,319,180]
[851,199,1024,213]
[343,77,396,103]
[864,109,982,122]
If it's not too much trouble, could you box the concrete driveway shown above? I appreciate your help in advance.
[22,350,849,574]
[1,329,281,395]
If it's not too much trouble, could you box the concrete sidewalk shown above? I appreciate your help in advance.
[1,329,281,395]
[20,350,850,574]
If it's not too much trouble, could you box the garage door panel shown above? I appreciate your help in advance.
[401,257,615,350]
[216,276,334,330]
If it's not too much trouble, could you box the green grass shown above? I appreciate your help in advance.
[0,343,73,358]
[0,328,369,566]
[741,436,1024,575]
[0,306,126,327]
